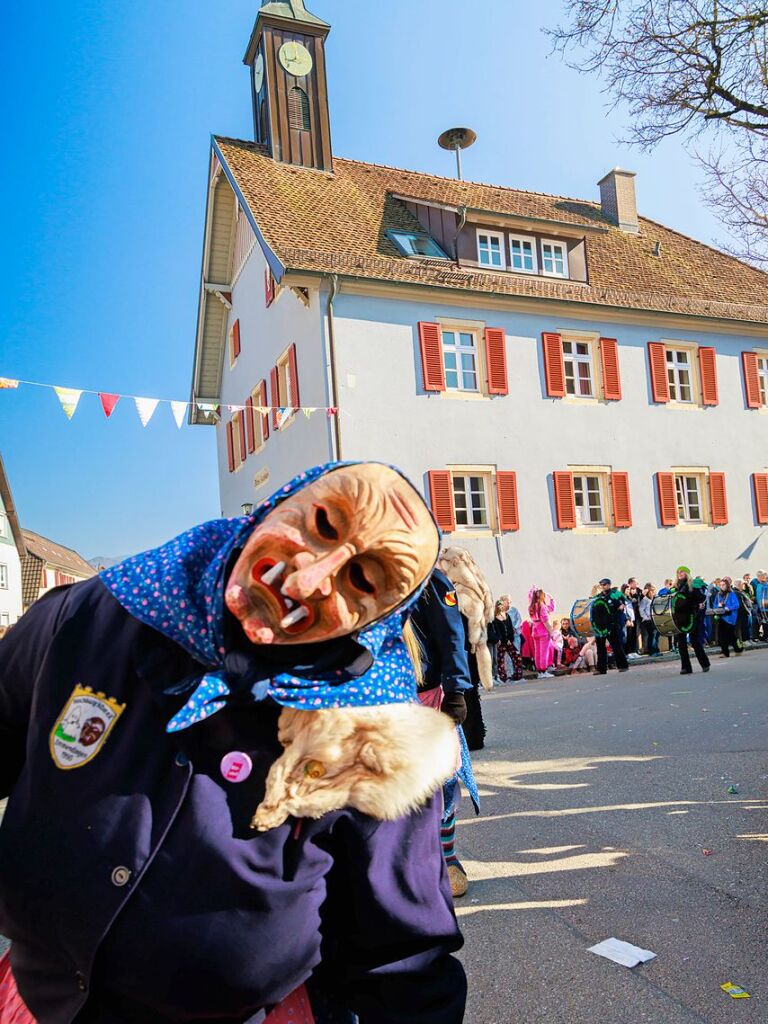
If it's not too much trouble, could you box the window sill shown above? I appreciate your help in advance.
[452,528,495,538]
[563,395,600,406]
[665,401,704,412]
[674,522,711,531]
[437,390,488,402]
[574,526,615,535]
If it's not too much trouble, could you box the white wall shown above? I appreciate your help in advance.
[330,289,768,618]
[217,249,334,515]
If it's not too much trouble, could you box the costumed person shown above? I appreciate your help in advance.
[407,570,480,900]
[435,547,494,751]
[670,566,711,675]
[732,580,753,644]
[713,578,742,657]
[528,588,556,679]
[0,462,468,1024]
[590,579,629,675]
[487,598,522,683]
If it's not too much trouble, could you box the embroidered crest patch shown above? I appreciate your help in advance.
[443,590,457,607]
[50,685,126,770]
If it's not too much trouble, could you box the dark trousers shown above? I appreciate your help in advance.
[676,632,710,672]
[640,620,658,655]
[719,620,741,656]
[596,630,628,673]
[624,624,637,654]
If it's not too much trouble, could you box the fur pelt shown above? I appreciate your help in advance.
[437,546,495,691]
[252,703,460,831]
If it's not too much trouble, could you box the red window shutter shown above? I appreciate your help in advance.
[496,471,519,531]
[270,366,279,430]
[427,470,455,533]
[698,347,718,405]
[264,269,275,307]
[232,319,241,359]
[288,343,300,407]
[709,472,728,525]
[542,333,565,397]
[259,379,270,441]
[610,472,632,528]
[484,327,508,395]
[648,343,670,403]
[236,410,246,462]
[553,471,576,529]
[599,337,622,401]
[226,421,235,472]
[418,322,446,392]
[753,473,768,524]
[742,351,761,408]
[656,472,678,526]
[245,396,255,453]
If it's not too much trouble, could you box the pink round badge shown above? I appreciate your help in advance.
[220,751,253,783]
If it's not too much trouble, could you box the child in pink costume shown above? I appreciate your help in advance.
[528,587,556,679]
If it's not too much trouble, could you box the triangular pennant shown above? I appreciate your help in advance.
[170,401,186,429]
[326,406,338,417]
[277,407,294,429]
[134,397,159,427]
[54,387,83,420]
[197,402,220,419]
[98,393,119,418]
[0,378,19,389]
[302,407,315,420]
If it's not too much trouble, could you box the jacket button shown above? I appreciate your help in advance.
[111,866,132,887]
[175,752,189,767]
[75,971,87,992]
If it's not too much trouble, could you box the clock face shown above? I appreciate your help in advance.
[254,53,264,93]
[278,40,313,78]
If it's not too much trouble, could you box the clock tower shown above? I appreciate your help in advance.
[243,0,333,172]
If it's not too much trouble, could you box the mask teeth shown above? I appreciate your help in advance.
[280,605,310,629]
[261,561,286,587]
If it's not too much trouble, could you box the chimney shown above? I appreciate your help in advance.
[597,168,638,233]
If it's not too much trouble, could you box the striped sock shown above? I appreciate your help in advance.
[441,812,458,865]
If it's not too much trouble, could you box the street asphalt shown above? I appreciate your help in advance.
[455,650,768,1024]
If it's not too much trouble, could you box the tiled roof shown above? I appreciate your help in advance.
[215,137,768,325]
[21,530,96,579]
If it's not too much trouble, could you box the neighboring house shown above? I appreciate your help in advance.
[0,454,25,627]
[20,530,95,611]
[189,0,768,612]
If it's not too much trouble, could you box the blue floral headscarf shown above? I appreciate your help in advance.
[101,462,436,730]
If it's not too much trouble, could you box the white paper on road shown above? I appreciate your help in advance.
[588,938,657,968]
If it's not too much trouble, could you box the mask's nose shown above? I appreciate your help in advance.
[283,544,354,600]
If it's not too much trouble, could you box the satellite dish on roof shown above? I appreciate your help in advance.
[438,127,477,180]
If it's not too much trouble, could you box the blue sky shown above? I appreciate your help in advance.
[0,0,728,560]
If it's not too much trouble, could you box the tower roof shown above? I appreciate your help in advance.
[244,0,330,64]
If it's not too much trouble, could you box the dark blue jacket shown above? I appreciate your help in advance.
[408,571,472,695]
[0,580,465,1024]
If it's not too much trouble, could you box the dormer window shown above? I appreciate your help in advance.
[541,239,568,278]
[509,234,537,274]
[387,230,448,259]
[476,230,505,269]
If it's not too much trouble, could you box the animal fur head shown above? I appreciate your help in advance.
[437,546,495,690]
[251,703,459,831]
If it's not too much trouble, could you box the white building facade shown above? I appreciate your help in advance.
[190,1,768,617]
[0,455,25,627]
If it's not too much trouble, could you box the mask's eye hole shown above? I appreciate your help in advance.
[314,505,338,541]
[349,560,376,595]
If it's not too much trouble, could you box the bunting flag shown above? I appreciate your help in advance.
[135,397,159,427]
[0,378,19,389]
[302,407,315,420]
[327,406,338,417]
[99,393,120,419]
[54,387,83,420]
[170,401,187,429]
[276,407,295,430]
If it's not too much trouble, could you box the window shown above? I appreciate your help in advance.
[288,87,310,131]
[509,234,537,273]
[758,356,768,406]
[0,564,7,589]
[228,320,241,366]
[232,415,245,471]
[573,475,604,526]
[562,340,594,397]
[452,475,490,528]
[541,239,568,277]
[476,230,505,269]
[675,474,702,523]
[387,231,448,259]
[441,329,479,391]
[666,348,693,403]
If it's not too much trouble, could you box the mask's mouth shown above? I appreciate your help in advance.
[251,557,316,636]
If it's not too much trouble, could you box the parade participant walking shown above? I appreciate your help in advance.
[671,566,711,675]
[0,462,467,1024]
[591,579,629,675]
[528,588,556,679]
[487,598,523,682]
[713,578,742,657]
